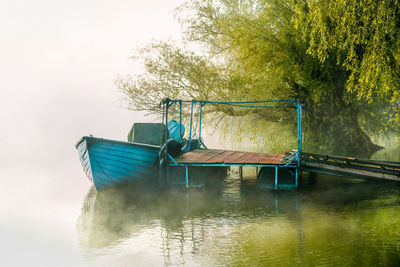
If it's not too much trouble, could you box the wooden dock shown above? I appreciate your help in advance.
[162,98,303,189]
[169,149,400,188]
[173,149,296,166]
[161,98,400,189]
[169,149,299,189]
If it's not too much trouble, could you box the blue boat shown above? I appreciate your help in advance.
[76,136,160,190]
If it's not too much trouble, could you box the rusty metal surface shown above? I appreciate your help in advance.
[173,149,293,165]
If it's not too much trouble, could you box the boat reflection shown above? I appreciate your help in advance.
[77,175,400,262]
[77,182,304,250]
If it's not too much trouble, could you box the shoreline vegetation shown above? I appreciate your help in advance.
[116,0,400,157]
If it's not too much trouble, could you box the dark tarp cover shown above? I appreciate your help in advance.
[127,123,166,146]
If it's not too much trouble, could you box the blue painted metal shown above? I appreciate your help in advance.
[169,99,295,105]
[282,151,299,166]
[165,101,168,155]
[163,100,169,181]
[185,165,189,188]
[163,98,303,189]
[179,100,182,142]
[296,100,303,162]
[76,136,159,190]
[167,162,298,168]
[198,103,203,149]
[169,150,297,170]
[200,141,207,149]
[167,153,178,165]
[188,100,194,152]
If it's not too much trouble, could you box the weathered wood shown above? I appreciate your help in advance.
[302,161,400,181]
[301,157,400,176]
[301,152,400,182]
[173,149,295,165]
[302,152,400,169]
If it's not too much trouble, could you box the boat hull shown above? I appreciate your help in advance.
[76,136,160,190]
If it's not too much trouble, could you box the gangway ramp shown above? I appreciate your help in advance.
[301,152,400,182]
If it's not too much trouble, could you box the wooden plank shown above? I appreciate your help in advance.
[226,151,254,163]
[175,149,216,163]
[204,150,233,163]
[242,153,258,163]
[302,152,400,169]
[255,154,283,164]
[301,157,400,176]
[210,150,237,163]
[173,149,295,165]
[302,162,400,182]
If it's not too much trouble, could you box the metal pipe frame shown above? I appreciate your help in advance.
[188,100,194,151]
[164,98,303,189]
[179,100,182,142]
[168,162,298,168]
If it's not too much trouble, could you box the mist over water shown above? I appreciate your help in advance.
[73,142,400,266]
[76,168,400,266]
[1,0,399,265]
[1,133,399,266]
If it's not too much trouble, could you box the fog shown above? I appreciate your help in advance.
[0,0,184,266]
[1,0,186,164]
[2,1,399,266]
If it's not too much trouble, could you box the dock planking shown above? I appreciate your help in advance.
[173,149,294,165]
[301,152,400,182]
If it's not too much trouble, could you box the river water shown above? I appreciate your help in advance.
[1,147,400,266]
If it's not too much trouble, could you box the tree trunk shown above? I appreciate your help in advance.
[305,101,382,158]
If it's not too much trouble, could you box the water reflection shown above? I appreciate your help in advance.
[78,172,400,266]
[372,144,400,162]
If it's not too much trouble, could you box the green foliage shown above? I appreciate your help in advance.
[117,0,400,156]
[294,0,400,127]
[116,42,226,115]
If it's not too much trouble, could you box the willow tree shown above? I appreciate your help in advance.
[294,0,400,143]
[117,0,399,156]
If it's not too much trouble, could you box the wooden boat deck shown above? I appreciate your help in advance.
[173,149,295,166]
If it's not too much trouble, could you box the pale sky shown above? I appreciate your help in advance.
[0,0,185,171]
[0,1,186,265]
[0,0,186,233]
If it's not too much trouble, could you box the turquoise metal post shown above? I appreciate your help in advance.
[185,165,189,189]
[274,167,278,189]
[300,103,303,153]
[297,99,302,155]
[296,99,302,187]
[165,100,169,182]
[165,101,169,144]
[198,103,203,149]
[188,100,194,151]
[179,100,182,142]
